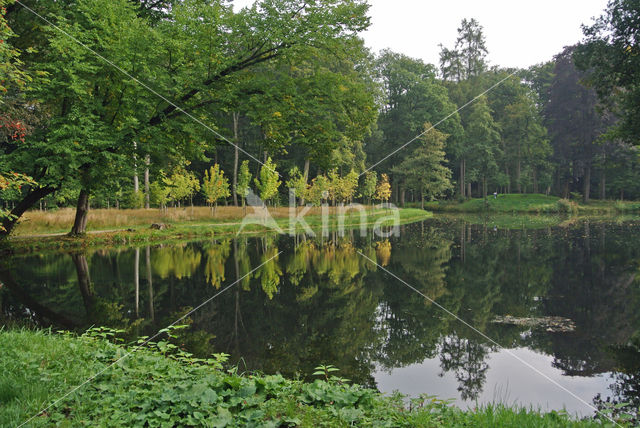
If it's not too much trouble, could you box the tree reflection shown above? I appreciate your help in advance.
[4,219,640,407]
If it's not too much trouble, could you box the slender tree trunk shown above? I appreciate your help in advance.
[532,169,538,194]
[460,159,465,198]
[232,111,239,206]
[599,169,606,200]
[583,163,591,203]
[516,151,521,193]
[144,155,150,208]
[146,246,154,321]
[133,141,139,194]
[70,189,90,235]
[134,248,140,317]
[467,182,471,199]
[505,166,511,194]
[400,187,405,207]
[482,176,487,200]
[0,186,56,237]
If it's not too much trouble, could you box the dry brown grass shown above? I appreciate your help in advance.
[14,205,357,235]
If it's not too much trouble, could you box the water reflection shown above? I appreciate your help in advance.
[2,218,640,416]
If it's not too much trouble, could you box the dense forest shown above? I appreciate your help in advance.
[2,0,640,236]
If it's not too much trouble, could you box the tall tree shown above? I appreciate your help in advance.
[392,123,452,209]
[545,47,609,201]
[465,95,501,199]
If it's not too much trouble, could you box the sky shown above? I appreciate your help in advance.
[232,0,609,69]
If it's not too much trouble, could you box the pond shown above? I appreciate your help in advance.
[2,217,640,418]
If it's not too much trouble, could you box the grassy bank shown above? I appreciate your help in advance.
[4,207,431,253]
[0,328,613,427]
[422,193,640,214]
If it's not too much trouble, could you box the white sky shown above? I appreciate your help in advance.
[232,0,609,69]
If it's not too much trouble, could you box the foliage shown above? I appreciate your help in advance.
[285,166,308,204]
[375,173,391,203]
[392,123,452,207]
[575,0,640,145]
[236,160,251,207]
[254,157,281,206]
[202,164,230,212]
[0,328,611,427]
[306,174,330,206]
[164,166,200,206]
[360,171,377,205]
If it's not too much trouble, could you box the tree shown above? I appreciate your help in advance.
[306,174,330,206]
[236,160,251,210]
[165,167,200,207]
[254,157,281,206]
[545,47,610,201]
[465,95,501,199]
[149,179,170,211]
[202,164,230,215]
[285,166,307,205]
[575,0,640,146]
[375,173,392,204]
[439,18,488,81]
[361,171,377,206]
[2,0,374,235]
[392,123,452,209]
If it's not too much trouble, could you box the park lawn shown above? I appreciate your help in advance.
[0,328,613,428]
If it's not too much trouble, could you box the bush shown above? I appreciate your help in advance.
[556,198,578,214]
[123,189,145,209]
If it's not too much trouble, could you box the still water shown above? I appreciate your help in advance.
[2,218,640,418]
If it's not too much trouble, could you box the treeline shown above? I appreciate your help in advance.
[1,0,639,236]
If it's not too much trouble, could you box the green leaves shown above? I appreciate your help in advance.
[202,164,231,210]
[254,157,281,205]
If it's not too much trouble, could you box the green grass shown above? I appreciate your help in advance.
[4,208,431,254]
[0,328,615,427]
[422,193,640,214]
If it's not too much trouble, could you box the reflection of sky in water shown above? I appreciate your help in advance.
[375,347,613,417]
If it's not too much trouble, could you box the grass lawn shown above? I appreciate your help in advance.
[0,328,616,427]
[4,207,431,253]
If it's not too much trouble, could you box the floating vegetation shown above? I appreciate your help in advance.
[492,315,576,332]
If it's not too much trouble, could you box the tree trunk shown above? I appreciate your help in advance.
[232,111,239,206]
[482,176,487,200]
[583,163,591,203]
[460,159,465,198]
[562,180,569,199]
[134,248,140,317]
[133,141,139,194]
[146,246,154,321]
[70,189,90,236]
[144,155,150,208]
[71,253,95,318]
[0,185,56,237]
[516,152,521,193]
[532,169,539,194]
[599,169,606,200]
[400,187,405,207]
[505,166,511,194]
[467,182,471,199]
